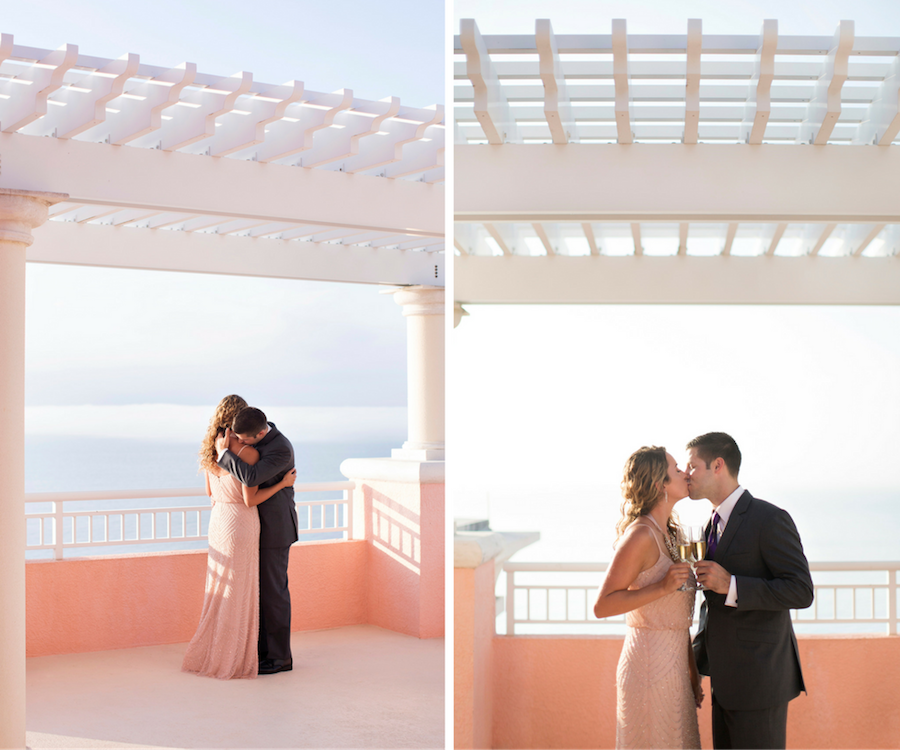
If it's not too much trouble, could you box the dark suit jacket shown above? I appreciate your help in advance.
[217,422,298,549]
[692,490,814,710]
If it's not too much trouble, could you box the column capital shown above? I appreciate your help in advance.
[385,285,444,316]
[0,189,69,246]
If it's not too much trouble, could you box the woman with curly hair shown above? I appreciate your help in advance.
[182,394,296,679]
[594,446,702,749]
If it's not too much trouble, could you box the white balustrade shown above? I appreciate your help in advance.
[25,481,355,560]
[502,561,900,636]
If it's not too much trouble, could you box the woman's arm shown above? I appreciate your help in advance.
[689,635,704,708]
[593,524,691,619]
[227,436,259,466]
[242,468,297,508]
[205,471,212,498]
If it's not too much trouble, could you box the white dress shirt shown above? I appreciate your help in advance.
[711,485,743,607]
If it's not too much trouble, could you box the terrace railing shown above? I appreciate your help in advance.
[25,482,354,560]
[502,561,900,636]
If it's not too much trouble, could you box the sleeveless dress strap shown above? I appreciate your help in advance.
[637,516,670,559]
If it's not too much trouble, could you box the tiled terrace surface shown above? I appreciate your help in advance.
[27,625,443,750]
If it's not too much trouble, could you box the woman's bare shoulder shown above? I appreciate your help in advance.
[235,442,260,465]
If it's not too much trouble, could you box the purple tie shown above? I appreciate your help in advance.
[707,512,721,558]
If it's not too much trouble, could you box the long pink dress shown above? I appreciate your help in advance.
[616,521,700,749]
[182,471,260,679]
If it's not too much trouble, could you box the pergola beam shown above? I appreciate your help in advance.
[683,19,701,145]
[536,19,578,144]
[459,19,519,144]
[798,21,853,145]
[855,54,900,145]
[582,223,599,255]
[1,133,443,237]
[741,20,777,145]
[455,144,900,223]
[28,221,441,286]
[455,254,900,305]
[611,20,632,144]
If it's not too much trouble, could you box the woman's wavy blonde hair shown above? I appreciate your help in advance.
[199,394,248,472]
[616,445,679,540]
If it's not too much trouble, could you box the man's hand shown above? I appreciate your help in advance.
[693,560,731,594]
[215,428,232,460]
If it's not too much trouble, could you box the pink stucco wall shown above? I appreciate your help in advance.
[488,635,900,749]
[26,541,366,657]
[455,561,496,750]
[358,479,445,639]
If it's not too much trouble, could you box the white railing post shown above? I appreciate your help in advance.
[506,568,515,636]
[890,569,898,636]
[344,488,353,541]
[53,502,64,561]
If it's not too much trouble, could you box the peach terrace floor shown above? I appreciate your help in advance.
[25,625,444,750]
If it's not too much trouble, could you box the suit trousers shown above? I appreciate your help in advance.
[712,693,788,749]
[258,545,292,663]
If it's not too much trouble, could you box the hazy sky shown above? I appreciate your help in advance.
[453,0,900,35]
[25,266,409,407]
[6,0,444,105]
[8,0,444,435]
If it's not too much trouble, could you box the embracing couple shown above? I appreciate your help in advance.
[594,432,814,750]
[181,395,299,679]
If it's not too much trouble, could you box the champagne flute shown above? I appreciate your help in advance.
[690,526,707,591]
[676,528,695,591]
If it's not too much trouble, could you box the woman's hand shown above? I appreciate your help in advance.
[660,562,692,594]
[281,468,297,488]
[215,428,231,460]
[692,676,705,708]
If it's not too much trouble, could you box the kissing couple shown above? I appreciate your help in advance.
[182,395,299,679]
[594,432,814,749]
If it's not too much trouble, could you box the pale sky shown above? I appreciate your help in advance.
[7,0,443,434]
[453,0,900,35]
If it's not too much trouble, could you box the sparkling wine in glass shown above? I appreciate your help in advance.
[676,528,694,591]
[690,526,707,591]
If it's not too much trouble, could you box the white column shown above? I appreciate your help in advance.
[0,188,67,750]
[388,285,444,461]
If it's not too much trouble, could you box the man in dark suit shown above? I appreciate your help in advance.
[688,432,813,750]
[216,406,297,675]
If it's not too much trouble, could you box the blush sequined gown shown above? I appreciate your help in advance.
[615,520,701,749]
[182,471,260,679]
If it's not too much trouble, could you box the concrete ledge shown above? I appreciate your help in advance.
[454,530,540,569]
[341,457,445,484]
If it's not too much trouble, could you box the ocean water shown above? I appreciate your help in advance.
[25,436,395,559]
[468,484,900,636]
[455,483,900,565]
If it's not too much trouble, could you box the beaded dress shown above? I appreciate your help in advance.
[182,470,260,679]
[615,518,700,749]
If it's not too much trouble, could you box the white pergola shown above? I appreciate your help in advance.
[1,33,444,284]
[0,35,444,748]
[454,19,900,305]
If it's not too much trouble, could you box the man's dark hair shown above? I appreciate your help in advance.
[687,432,741,479]
[232,406,267,436]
